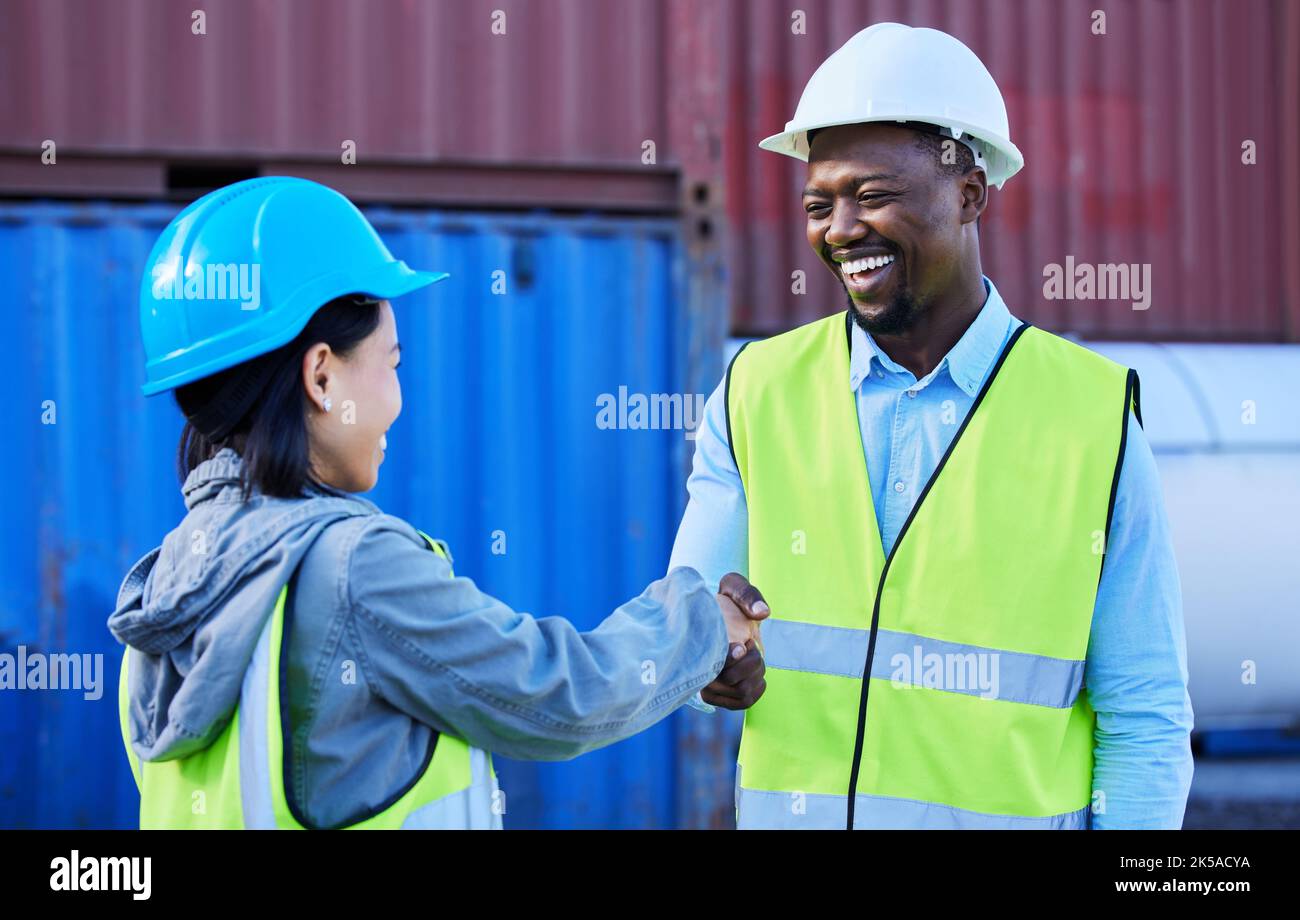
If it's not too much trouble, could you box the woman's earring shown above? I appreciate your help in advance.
[322,397,332,413]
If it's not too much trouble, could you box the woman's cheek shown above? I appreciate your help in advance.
[387,373,402,426]
[364,371,400,430]
[370,375,401,444]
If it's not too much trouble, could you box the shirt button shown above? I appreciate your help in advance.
[907,389,917,398]
[875,370,884,379]
[894,481,906,493]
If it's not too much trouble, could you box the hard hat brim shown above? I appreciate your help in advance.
[758,118,1024,189]
[360,264,450,301]
[140,262,449,396]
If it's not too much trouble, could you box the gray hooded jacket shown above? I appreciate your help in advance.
[109,448,728,828]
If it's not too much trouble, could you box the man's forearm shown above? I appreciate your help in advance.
[1090,705,1195,829]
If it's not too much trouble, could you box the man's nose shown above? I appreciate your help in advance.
[823,202,865,249]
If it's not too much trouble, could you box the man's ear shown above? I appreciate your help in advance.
[959,167,989,226]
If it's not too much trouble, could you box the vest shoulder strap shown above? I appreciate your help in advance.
[725,312,848,481]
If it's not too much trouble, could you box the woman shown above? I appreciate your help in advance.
[110,177,767,829]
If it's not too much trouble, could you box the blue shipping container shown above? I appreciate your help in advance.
[0,198,735,829]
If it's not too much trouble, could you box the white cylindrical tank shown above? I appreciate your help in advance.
[1087,341,1300,729]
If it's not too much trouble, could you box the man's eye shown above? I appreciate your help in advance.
[805,204,829,216]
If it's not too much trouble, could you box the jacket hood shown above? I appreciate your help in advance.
[108,448,375,761]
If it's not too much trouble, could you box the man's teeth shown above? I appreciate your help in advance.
[841,254,896,276]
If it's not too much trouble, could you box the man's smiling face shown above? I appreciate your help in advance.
[802,123,980,336]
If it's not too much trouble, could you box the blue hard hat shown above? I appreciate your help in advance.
[139,176,447,395]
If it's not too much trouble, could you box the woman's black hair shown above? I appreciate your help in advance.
[174,294,383,499]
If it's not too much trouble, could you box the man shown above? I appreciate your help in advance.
[672,23,1194,829]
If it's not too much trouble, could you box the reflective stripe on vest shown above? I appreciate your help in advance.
[734,766,1090,829]
[727,313,1136,829]
[760,618,1085,710]
[118,530,502,829]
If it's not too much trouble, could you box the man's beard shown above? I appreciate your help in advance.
[845,282,925,336]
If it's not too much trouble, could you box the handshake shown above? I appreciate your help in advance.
[707,572,770,710]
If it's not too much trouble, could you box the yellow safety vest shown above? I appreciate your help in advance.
[118,532,501,829]
[727,313,1139,829]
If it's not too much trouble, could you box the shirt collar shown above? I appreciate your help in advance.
[848,276,1013,398]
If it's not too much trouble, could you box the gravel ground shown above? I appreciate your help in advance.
[1182,756,1300,829]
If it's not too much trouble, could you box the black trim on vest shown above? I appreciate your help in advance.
[723,342,752,475]
[1129,368,1144,429]
[843,321,1034,830]
[279,545,440,830]
[1097,368,1138,591]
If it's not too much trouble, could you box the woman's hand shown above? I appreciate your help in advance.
[719,592,760,650]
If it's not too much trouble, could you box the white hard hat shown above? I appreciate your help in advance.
[759,22,1024,189]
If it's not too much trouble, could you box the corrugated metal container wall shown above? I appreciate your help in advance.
[0,0,670,166]
[5,0,1293,341]
[0,200,704,829]
[720,0,1300,341]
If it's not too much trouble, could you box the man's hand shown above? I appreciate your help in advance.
[703,573,769,710]
[719,572,769,652]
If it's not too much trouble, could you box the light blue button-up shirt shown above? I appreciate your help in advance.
[670,276,1195,829]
